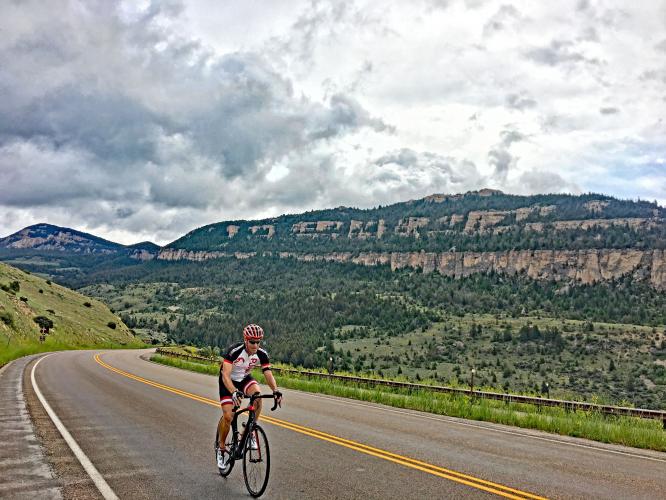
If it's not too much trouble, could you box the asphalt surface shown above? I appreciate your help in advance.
[0,355,61,499]
[14,349,666,499]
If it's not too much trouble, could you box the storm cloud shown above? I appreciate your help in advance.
[488,130,526,181]
[0,0,390,241]
[1,0,664,243]
[374,149,484,196]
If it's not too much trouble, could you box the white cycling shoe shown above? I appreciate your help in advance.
[250,435,259,451]
[217,448,228,468]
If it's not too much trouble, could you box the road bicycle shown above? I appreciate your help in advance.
[215,393,280,497]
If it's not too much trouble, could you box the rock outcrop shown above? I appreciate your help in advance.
[159,248,666,290]
[395,217,429,237]
[249,225,275,238]
[499,217,659,234]
[157,249,257,261]
[128,249,156,261]
[464,211,508,233]
[584,200,610,213]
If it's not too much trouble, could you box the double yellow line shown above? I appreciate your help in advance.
[94,354,546,500]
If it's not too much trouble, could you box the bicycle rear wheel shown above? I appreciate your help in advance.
[243,424,270,497]
[215,428,235,477]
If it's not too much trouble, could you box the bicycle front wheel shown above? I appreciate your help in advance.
[243,424,270,497]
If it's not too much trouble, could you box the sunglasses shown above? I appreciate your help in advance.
[248,340,261,345]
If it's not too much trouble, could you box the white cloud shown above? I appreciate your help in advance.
[0,0,664,244]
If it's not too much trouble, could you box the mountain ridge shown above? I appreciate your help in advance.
[2,190,665,288]
[0,223,158,259]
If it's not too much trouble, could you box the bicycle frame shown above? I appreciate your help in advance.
[229,404,257,459]
[228,394,278,460]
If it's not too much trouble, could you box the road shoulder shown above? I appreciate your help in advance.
[0,355,62,498]
[22,354,103,499]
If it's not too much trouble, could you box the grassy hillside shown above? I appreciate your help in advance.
[0,262,145,366]
[334,314,666,406]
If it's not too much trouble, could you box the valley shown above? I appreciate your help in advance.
[2,190,665,409]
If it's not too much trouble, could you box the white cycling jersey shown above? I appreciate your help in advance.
[222,342,271,382]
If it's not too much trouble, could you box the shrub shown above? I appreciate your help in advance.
[0,310,13,327]
[0,284,9,292]
[46,309,55,315]
[46,280,52,285]
[39,289,43,294]
[83,302,92,308]
[9,281,20,292]
[20,296,28,302]
[107,321,117,329]
[33,316,53,329]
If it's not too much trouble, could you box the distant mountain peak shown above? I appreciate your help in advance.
[0,224,159,258]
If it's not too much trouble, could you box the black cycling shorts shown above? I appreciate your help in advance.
[219,375,259,406]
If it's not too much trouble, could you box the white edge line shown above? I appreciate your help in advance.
[31,354,119,500]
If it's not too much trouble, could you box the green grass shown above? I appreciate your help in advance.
[0,262,146,367]
[151,354,220,375]
[150,352,666,452]
[334,313,666,408]
[0,340,145,367]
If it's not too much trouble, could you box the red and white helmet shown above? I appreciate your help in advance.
[243,324,264,341]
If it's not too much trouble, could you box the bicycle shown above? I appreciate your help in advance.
[215,393,280,497]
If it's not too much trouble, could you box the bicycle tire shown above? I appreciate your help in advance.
[215,428,235,477]
[242,424,270,497]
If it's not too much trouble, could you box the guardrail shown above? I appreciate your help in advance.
[154,348,666,428]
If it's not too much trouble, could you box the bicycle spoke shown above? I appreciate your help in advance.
[243,425,270,497]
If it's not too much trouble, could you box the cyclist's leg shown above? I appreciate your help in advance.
[243,377,262,420]
[218,404,234,448]
[219,381,236,448]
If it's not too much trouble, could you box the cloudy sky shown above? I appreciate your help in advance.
[1,0,665,245]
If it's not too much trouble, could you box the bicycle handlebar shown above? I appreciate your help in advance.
[236,393,281,411]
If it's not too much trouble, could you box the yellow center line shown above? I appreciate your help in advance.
[94,353,548,500]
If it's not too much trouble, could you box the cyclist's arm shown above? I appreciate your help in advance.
[263,369,278,392]
[222,361,237,394]
[257,349,278,392]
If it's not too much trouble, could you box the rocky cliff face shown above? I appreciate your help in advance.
[196,208,663,241]
[156,248,666,290]
[158,249,257,261]
[128,249,158,261]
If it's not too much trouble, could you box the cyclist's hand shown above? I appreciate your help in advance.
[273,390,283,407]
[232,390,243,406]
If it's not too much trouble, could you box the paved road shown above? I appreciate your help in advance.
[0,355,61,499]
[14,349,666,499]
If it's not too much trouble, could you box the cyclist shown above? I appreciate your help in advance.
[217,324,282,469]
